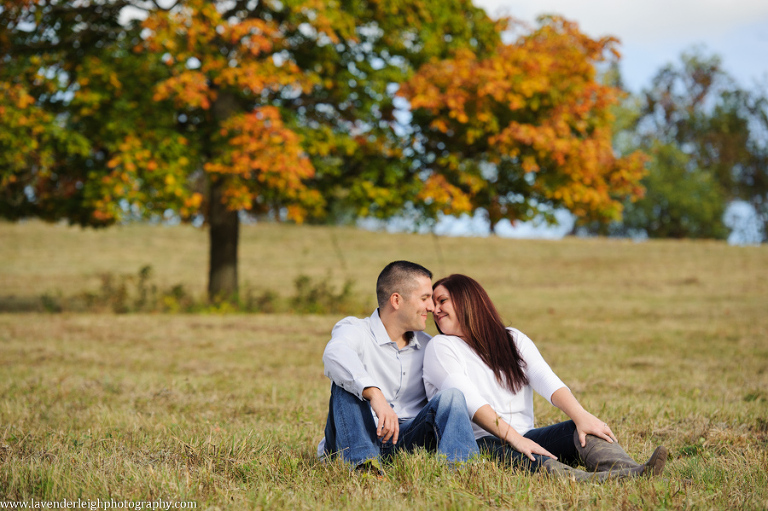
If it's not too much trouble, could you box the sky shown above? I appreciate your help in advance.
[473,0,768,93]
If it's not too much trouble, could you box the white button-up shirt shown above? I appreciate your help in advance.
[322,309,432,420]
[423,328,566,439]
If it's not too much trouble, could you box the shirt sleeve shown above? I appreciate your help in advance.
[513,329,567,404]
[423,336,490,418]
[322,321,378,401]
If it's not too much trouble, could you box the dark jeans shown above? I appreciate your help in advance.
[477,420,579,472]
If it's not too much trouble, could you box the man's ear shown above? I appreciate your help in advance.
[389,292,402,311]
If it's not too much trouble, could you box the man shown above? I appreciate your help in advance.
[320,260,478,472]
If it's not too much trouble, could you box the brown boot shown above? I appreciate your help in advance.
[643,445,668,476]
[574,432,668,476]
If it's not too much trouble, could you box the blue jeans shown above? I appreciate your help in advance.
[477,420,579,472]
[323,383,479,467]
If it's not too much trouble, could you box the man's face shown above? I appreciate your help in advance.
[399,275,434,332]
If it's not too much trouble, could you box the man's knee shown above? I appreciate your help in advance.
[330,383,361,404]
[432,387,468,410]
[328,383,376,429]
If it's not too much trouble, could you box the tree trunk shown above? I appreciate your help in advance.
[207,91,240,302]
[208,177,239,301]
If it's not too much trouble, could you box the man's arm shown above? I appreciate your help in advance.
[322,323,379,399]
[323,322,401,443]
[362,387,400,444]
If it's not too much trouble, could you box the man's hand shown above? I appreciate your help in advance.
[362,387,400,444]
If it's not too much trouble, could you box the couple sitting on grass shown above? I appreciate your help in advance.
[318,261,668,481]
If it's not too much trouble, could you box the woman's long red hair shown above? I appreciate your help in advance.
[433,274,528,393]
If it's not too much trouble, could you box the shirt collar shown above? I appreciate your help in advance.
[371,309,423,349]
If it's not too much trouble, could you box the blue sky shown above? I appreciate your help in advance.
[473,0,768,93]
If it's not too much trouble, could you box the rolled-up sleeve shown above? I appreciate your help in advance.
[322,322,377,400]
[513,330,567,404]
[424,337,490,418]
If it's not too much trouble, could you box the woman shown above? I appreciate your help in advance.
[423,274,667,481]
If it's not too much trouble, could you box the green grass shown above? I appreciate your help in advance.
[1,220,767,509]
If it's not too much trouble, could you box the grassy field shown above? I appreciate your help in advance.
[1,220,767,509]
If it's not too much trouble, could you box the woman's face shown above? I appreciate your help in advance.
[433,285,465,338]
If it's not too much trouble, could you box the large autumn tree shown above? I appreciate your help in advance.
[1,3,646,299]
[1,0,499,299]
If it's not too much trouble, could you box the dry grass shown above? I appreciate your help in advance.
[1,220,767,509]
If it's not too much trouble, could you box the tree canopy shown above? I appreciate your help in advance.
[619,142,728,239]
[631,50,768,240]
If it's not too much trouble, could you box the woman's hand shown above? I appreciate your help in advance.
[573,410,618,448]
[473,404,557,462]
[508,435,557,462]
[551,387,619,447]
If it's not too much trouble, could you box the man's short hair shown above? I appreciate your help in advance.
[376,261,432,309]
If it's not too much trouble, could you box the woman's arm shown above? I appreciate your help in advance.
[426,337,554,461]
[473,405,556,461]
[550,387,618,447]
[515,330,618,448]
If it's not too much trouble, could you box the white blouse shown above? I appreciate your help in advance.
[423,328,567,439]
